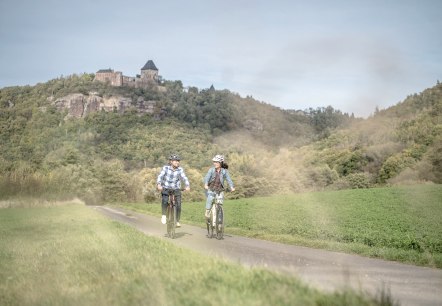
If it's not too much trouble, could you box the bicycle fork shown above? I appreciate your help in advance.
[211,205,217,227]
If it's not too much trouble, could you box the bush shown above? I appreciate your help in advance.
[379,153,415,183]
[346,172,373,188]
[307,165,339,189]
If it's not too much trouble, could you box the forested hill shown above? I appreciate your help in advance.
[1,74,440,204]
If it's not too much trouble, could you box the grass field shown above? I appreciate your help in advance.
[121,184,442,268]
[0,204,387,306]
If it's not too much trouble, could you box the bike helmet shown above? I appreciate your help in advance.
[212,154,224,163]
[169,154,181,161]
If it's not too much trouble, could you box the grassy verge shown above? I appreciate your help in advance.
[120,184,442,268]
[0,204,387,306]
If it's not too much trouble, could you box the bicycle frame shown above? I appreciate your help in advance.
[165,189,177,239]
[207,192,224,240]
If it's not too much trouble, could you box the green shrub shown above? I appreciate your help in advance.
[307,165,339,188]
[333,172,373,189]
[347,172,373,188]
[379,154,415,183]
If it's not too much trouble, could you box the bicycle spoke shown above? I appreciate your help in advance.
[209,208,214,238]
[167,202,176,239]
[216,206,224,240]
[165,191,179,239]
[171,205,177,239]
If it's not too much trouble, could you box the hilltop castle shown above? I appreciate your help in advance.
[94,60,163,88]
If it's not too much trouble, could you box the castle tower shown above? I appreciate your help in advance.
[140,60,159,82]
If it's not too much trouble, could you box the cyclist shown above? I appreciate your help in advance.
[203,155,235,224]
[157,154,190,227]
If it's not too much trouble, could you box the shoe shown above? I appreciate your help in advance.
[161,215,166,224]
[176,222,181,227]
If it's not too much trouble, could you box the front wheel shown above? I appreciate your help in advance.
[167,205,176,239]
[215,206,224,240]
[207,207,215,239]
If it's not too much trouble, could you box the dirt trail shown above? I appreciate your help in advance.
[93,205,442,306]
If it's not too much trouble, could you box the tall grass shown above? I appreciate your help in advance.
[0,204,384,306]
[122,184,442,268]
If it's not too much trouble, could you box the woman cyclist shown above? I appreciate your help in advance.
[203,155,235,223]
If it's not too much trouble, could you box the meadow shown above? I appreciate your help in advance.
[0,204,387,306]
[121,184,442,268]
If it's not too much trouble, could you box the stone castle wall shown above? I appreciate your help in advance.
[94,63,159,89]
[94,70,123,86]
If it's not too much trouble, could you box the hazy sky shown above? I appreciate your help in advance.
[1,0,441,117]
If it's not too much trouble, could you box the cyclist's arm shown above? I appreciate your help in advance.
[203,168,212,190]
[156,166,167,191]
[224,170,235,192]
[180,168,190,191]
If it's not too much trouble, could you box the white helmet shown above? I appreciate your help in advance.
[212,154,224,163]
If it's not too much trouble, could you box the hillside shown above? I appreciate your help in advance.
[0,74,441,204]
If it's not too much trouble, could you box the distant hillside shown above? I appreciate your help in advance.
[302,81,442,189]
[0,74,440,203]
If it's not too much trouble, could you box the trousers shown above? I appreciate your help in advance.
[161,189,182,221]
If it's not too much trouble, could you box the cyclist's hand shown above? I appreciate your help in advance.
[184,186,190,192]
[157,184,163,191]
[204,185,209,190]
[230,188,235,192]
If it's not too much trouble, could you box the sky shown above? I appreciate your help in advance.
[1,0,441,117]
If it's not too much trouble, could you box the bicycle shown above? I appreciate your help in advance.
[164,188,180,239]
[207,191,224,240]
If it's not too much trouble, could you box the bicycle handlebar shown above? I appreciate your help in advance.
[161,188,186,194]
[206,188,234,193]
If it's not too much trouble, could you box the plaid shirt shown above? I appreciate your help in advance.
[157,165,190,190]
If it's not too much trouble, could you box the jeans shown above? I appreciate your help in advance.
[205,190,224,210]
[161,189,182,222]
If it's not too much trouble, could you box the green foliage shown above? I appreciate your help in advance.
[233,176,275,198]
[424,134,442,183]
[333,172,374,189]
[306,165,340,188]
[383,81,442,118]
[395,113,441,146]
[306,105,354,139]
[232,95,316,147]
[312,146,367,177]
[1,75,441,202]
[93,160,130,202]
[172,88,239,133]
[379,152,416,183]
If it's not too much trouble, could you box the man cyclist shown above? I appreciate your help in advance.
[157,154,190,227]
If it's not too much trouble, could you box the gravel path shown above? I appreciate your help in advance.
[93,205,442,306]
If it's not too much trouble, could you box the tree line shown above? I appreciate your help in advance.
[1,74,440,204]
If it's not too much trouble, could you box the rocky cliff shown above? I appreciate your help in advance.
[53,93,156,119]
